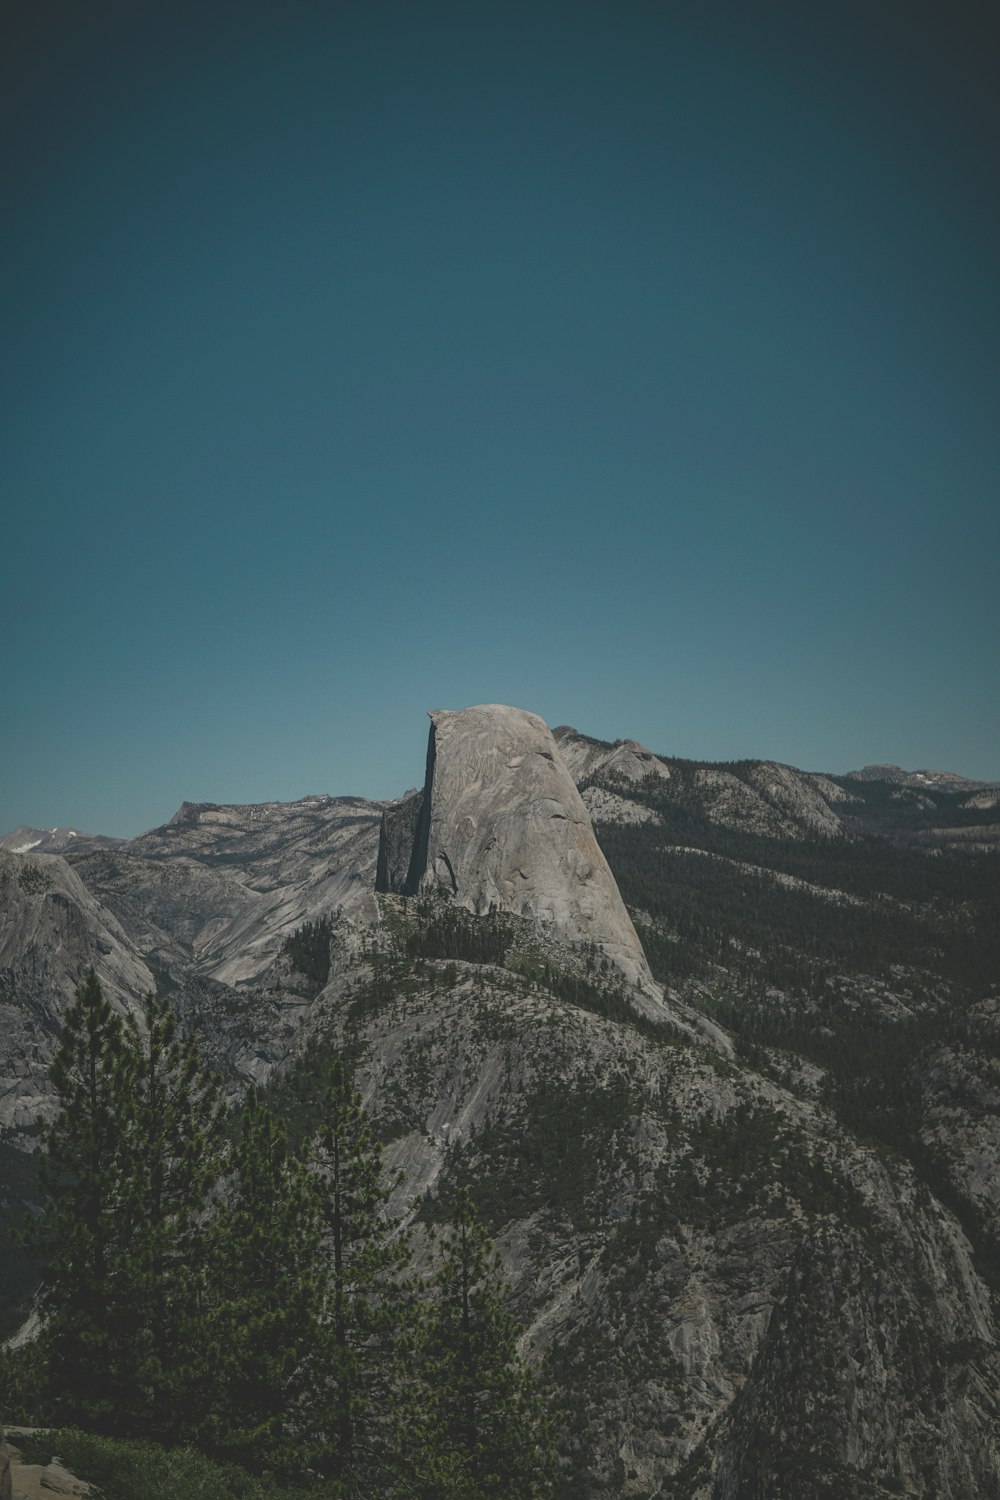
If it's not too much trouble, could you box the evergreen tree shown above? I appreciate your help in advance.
[35,969,139,1430]
[120,992,223,1440]
[200,1091,325,1478]
[310,1058,410,1489]
[397,1189,555,1499]
[34,974,224,1439]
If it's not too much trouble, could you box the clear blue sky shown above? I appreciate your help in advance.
[3,1,998,836]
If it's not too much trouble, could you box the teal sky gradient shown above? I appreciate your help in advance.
[3,1,998,835]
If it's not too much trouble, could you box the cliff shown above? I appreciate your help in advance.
[392,704,656,991]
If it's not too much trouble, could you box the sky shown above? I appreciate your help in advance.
[3,0,998,836]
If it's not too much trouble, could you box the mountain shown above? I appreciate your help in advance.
[846,764,998,791]
[382,705,657,992]
[0,826,118,855]
[2,706,999,1496]
[553,731,1000,854]
[555,727,848,840]
[67,793,385,986]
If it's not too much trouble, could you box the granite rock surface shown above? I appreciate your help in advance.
[410,705,655,990]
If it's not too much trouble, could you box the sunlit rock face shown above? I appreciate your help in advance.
[70,795,384,988]
[406,704,655,989]
[553,726,672,788]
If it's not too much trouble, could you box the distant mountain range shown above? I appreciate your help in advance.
[4,753,996,862]
[0,826,120,855]
[846,763,1000,792]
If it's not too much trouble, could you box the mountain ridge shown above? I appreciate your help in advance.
[7,755,997,853]
[2,703,999,1495]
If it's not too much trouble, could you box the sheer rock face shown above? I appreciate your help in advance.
[375,792,424,896]
[409,705,655,989]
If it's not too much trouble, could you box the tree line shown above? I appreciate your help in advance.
[599,819,1000,996]
[9,970,554,1497]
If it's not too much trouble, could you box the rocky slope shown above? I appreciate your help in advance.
[552,727,671,829]
[553,729,1000,853]
[1,705,998,1495]
[0,851,153,1132]
[65,793,385,987]
[0,827,117,856]
[554,729,847,841]
[274,899,1000,1498]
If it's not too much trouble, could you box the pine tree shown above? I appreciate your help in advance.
[397,1189,555,1499]
[310,1058,410,1489]
[34,972,224,1438]
[35,969,140,1428]
[200,1091,326,1478]
[120,991,223,1440]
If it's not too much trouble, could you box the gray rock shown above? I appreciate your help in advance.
[580,784,662,826]
[0,851,153,1131]
[553,727,672,787]
[67,794,384,986]
[407,705,655,990]
[375,792,424,894]
[2,704,998,1494]
[690,762,846,839]
[0,826,119,856]
[291,951,1000,1499]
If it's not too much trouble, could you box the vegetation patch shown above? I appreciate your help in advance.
[423,1063,653,1234]
[671,1104,874,1232]
[281,916,335,992]
[13,1429,325,1499]
[0,1138,42,1340]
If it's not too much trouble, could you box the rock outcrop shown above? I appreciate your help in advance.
[66,794,384,986]
[553,726,671,827]
[552,728,848,839]
[3,707,999,1494]
[0,826,118,856]
[684,763,845,839]
[397,705,655,989]
[294,944,1000,1499]
[553,727,672,788]
[0,1432,90,1497]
